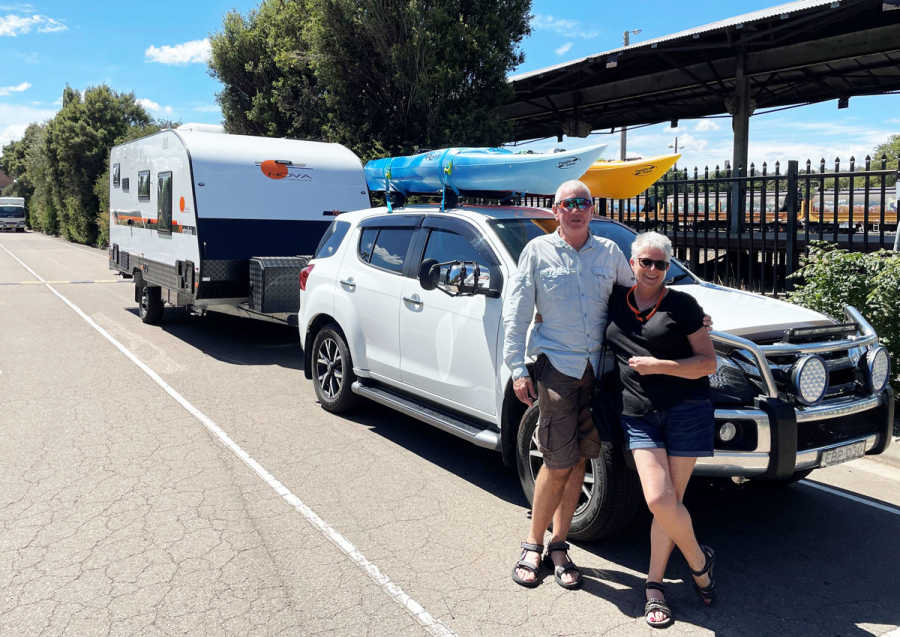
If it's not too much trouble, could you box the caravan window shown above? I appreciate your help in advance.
[112,163,120,188]
[137,170,150,200]
[121,177,130,192]
[157,171,173,234]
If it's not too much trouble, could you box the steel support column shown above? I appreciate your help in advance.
[730,46,751,234]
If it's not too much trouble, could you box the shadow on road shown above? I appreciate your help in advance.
[128,307,303,370]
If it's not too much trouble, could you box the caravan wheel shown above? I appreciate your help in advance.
[138,283,164,324]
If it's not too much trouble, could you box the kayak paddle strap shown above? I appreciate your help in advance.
[384,158,394,213]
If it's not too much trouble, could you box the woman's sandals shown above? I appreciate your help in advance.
[543,541,583,590]
[690,545,716,606]
[644,581,673,628]
[511,542,543,588]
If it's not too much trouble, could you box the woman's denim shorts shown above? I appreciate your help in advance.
[620,398,714,458]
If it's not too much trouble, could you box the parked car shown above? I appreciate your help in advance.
[297,204,894,539]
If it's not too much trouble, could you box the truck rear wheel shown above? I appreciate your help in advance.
[311,324,358,413]
[138,283,164,324]
[516,403,643,541]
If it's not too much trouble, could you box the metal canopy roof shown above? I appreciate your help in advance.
[505,0,900,141]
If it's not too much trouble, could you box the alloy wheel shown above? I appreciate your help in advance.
[315,336,344,400]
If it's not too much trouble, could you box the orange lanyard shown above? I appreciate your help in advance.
[626,285,666,323]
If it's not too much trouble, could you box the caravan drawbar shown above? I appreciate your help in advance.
[108,125,370,324]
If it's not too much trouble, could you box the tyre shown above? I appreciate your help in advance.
[138,283,164,324]
[311,324,359,413]
[516,402,643,541]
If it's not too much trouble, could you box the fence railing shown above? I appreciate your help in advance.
[520,154,899,294]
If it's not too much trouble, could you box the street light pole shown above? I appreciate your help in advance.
[620,28,641,160]
[668,136,684,170]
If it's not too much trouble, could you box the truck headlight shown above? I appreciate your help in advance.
[791,355,828,405]
[865,346,890,393]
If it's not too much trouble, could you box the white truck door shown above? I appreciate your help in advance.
[399,221,500,418]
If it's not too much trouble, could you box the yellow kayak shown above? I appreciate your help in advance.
[579,154,680,199]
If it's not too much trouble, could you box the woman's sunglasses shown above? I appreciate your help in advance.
[554,197,592,211]
[636,257,670,270]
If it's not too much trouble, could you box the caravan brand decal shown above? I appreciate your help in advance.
[258,160,314,182]
[557,157,580,169]
[633,165,656,176]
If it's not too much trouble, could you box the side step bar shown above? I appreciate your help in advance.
[351,381,500,451]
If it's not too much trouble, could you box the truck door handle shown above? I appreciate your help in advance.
[339,278,356,290]
[403,296,423,306]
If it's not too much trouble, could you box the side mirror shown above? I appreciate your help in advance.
[426,260,500,298]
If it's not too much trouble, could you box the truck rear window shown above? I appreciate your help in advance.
[314,220,350,259]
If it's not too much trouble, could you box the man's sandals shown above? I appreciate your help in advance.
[690,545,716,606]
[644,581,673,628]
[511,542,543,588]
[543,541,583,590]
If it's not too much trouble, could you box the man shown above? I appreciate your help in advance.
[503,179,634,588]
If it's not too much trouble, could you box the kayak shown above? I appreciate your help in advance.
[365,144,608,196]
[579,154,680,199]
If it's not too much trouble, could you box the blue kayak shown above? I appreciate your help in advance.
[365,144,608,196]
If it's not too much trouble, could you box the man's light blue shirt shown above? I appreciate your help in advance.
[502,231,634,380]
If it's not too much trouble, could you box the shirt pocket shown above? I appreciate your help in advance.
[539,268,570,297]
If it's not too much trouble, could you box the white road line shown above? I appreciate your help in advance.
[0,242,455,637]
[799,480,900,516]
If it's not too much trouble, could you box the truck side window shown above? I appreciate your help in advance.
[358,228,378,262]
[157,171,172,234]
[314,220,350,259]
[369,228,413,273]
[137,170,151,201]
[423,229,490,265]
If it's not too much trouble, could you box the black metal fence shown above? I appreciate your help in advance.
[522,155,899,294]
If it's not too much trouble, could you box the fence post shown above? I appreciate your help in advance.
[785,160,800,289]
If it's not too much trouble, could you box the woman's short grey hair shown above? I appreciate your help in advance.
[631,231,673,262]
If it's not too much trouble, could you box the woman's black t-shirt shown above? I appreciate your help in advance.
[605,285,710,416]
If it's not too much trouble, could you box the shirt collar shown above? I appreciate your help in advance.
[552,229,595,253]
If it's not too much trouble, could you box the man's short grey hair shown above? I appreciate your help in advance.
[553,179,592,204]
[631,231,673,261]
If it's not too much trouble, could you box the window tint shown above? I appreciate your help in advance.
[157,171,172,234]
[112,163,120,187]
[369,228,413,273]
[314,220,350,259]
[423,229,485,265]
[358,228,378,262]
[137,170,151,201]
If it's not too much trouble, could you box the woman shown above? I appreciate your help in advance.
[605,231,717,628]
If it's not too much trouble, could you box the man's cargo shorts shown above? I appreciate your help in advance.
[534,354,598,470]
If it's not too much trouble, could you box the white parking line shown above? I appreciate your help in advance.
[0,241,456,637]
[799,479,900,516]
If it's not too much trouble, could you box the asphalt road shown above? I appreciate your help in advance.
[2,230,899,636]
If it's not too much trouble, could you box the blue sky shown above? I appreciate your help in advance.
[1,0,898,171]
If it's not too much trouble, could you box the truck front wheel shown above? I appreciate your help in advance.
[311,324,359,413]
[138,283,164,324]
[515,403,644,541]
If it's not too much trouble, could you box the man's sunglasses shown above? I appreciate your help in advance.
[554,197,592,211]
[636,257,670,270]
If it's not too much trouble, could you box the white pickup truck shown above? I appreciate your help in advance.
[0,196,26,232]
[297,204,894,539]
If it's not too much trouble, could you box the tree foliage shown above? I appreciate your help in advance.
[208,0,325,140]
[208,0,531,160]
[1,85,151,244]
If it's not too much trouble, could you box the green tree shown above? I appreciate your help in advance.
[306,0,531,159]
[208,0,326,139]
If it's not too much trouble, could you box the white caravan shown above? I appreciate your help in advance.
[108,125,370,324]
[0,196,26,231]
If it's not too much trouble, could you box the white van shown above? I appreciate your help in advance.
[0,196,26,232]
[107,125,370,324]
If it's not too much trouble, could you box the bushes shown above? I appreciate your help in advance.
[788,242,900,391]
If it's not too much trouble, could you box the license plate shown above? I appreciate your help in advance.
[820,441,866,467]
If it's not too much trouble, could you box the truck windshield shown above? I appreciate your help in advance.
[487,217,696,285]
[0,206,25,218]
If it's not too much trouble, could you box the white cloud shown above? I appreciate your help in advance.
[695,119,720,132]
[137,98,173,114]
[145,39,211,65]
[0,103,56,151]
[0,13,66,36]
[532,14,600,39]
[555,42,573,56]
[0,81,31,96]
